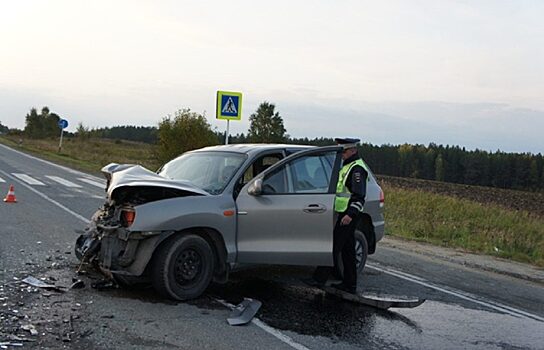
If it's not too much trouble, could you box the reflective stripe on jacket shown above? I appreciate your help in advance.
[334,159,370,213]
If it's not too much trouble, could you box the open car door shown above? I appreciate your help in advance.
[235,146,343,266]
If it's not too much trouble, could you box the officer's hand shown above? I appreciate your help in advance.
[341,215,352,226]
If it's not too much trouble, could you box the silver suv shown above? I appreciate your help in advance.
[76,144,385,300]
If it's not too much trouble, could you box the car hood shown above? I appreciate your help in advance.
[103,163,209,198]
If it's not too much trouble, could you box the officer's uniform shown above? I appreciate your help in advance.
[331,138,369,293]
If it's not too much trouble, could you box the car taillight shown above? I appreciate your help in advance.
[379,189,385,208]
[121,209,136,227]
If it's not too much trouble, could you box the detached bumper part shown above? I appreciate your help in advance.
[227,298,262,326]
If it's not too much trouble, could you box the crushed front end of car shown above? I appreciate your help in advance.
[75,163,207,282]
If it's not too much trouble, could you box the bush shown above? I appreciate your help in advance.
[156,109,218,163]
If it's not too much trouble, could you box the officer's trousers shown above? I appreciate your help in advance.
[333,213,360,288]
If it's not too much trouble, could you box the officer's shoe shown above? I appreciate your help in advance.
[331,282,357,294]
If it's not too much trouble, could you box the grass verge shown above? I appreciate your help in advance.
[0,136,160,174]
[383,184,544,267]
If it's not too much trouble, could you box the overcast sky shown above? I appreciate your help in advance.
[1,0,543,153]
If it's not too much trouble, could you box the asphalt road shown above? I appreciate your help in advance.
[1,143,543,350]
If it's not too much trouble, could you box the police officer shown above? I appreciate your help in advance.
[330,137,369,294]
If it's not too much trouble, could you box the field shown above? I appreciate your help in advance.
[378,175,544,218]
[2,135,543,267]
[379,175,544,266]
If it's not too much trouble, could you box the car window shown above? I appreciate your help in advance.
[262,151,336,194]
[233,153,283,198]
[241,154,283,185]
[158,152,246,194]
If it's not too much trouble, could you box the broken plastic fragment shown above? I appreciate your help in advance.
[70,280,85,289]
[320,284,425,309]
[21,324,38,336]
[21,276,65,293]
[227,298,262,326]
[91,280,116,290]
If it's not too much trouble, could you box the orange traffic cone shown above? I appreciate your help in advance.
[3,185,17,203]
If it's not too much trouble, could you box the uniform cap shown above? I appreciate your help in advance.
[335,137,360,149]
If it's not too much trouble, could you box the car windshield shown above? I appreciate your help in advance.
[158,151,246,195]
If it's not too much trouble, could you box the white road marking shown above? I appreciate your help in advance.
[367,263,544,322]
[12,173,45,186]
[0,170,90,224]
[45,176,82,188]
[78,177,105,188]
[0,177,5,183]
[215,299,310,350]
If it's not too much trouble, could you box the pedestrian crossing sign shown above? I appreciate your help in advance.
[216,91,242,120]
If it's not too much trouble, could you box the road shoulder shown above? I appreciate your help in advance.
[380,235,544,285]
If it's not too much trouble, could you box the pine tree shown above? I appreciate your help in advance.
[248,102,287,143]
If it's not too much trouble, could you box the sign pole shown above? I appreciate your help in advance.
[57,118,68,153]
[225,120,230,145]
[58,128,64,152]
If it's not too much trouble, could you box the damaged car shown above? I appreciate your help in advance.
[75,144,385,300]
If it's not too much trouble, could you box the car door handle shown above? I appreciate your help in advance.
[303,204,327,214]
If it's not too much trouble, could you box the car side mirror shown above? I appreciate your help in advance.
[248,178,263,196]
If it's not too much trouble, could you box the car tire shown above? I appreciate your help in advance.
[336,230,369,278]
[152,234,215,301]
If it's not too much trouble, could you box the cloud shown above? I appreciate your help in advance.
[279,100,544,154]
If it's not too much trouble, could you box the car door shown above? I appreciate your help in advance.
[235,146,343,266]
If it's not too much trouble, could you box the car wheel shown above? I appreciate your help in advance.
[152,234,215,301]
[336,230,369,278]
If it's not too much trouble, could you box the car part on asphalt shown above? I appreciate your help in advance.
[227,298,262,326]
[70,279,85,289]
[302,280,425,310]
[0,341,24,347]
[91,279,117,291]
[22,276,65,293]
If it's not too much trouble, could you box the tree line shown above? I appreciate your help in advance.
[229,134,544,192]
[78,125,157,144]
[359,143,544,191]
[6,104,544,192]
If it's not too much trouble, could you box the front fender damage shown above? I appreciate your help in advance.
[76,206,172,280]
[76,173,203,282]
